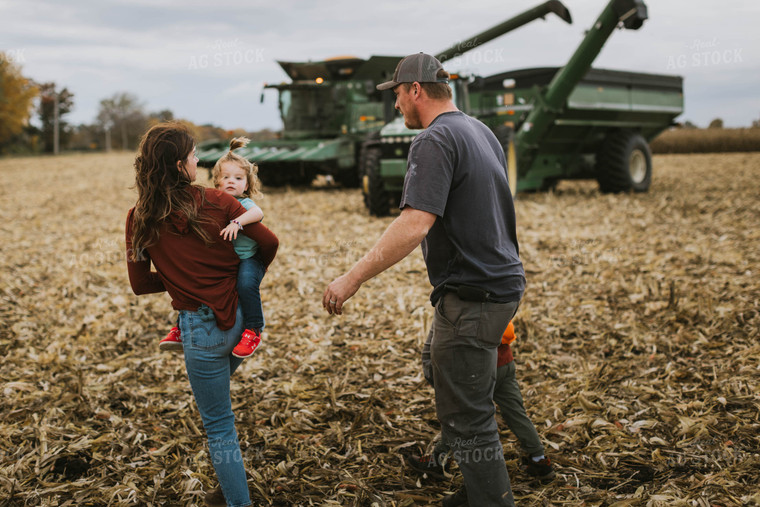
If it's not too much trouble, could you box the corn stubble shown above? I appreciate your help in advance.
[0,152,758,506]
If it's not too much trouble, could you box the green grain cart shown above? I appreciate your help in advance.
[197,1,572,187]
[362,0,684,216]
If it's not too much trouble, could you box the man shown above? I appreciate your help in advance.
[323,53,525,506]
[408,322,556,491]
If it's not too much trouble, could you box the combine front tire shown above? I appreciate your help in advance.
[361,147,391,217]
[336,168,360,188]
[596,130,652,193]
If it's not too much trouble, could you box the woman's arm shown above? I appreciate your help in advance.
[125,209,166,295]
[241,221,279,269]
[127,255,165,295]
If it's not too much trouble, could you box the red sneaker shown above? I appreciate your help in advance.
[159,326,183,351]
[232,329,261,358]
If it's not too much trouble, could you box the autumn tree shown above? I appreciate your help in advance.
[0,52,38,151]
[68,123,103,151]
[248,128,279,141]
[148,109,174,124]
[96,92,146,150]
[37,82,75,153]
[165,119,221,144]
[194,123,229,142]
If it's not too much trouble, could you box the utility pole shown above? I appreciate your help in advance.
[53,90,60,155]
[105,125,112,152]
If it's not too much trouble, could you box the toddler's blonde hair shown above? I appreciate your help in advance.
[212,137,263,199]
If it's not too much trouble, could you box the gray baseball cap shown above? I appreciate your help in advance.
[376,53,449,91]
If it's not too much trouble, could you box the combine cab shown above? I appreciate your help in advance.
[198,56,398,186]
[362,0,684,216]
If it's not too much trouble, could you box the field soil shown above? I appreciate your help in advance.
[1,152,758,506]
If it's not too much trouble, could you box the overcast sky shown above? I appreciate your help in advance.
[3,0,758,130]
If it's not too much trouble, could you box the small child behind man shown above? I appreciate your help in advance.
[408,321,555,487]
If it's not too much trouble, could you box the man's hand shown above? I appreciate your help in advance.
[323,273,361,315]
[321,207,435,316]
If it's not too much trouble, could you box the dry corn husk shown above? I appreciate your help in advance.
[0,152,758,505]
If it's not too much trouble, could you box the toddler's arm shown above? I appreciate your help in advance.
[220,204,264,240]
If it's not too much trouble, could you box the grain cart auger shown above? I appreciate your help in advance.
[360,0,573,216]
[434,1,572,63]
[362,0,683,215]
[512,0,665,194]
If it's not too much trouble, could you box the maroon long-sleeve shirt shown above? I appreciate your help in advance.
[126,187,279,330]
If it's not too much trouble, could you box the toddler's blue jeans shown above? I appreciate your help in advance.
[237,257,265,332]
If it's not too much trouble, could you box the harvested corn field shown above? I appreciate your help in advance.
[1,152,758,506]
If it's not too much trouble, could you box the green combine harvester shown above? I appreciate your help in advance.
[197,56,398,186]
[196,1,573,186]
[361,0,684,216]
[195,56,392,186]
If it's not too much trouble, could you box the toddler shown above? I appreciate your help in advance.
[160,137,268,358]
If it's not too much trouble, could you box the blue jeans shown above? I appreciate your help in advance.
[179,304,251,507]
[237,257,265,332]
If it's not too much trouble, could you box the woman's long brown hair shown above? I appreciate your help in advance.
[130,122,215,261]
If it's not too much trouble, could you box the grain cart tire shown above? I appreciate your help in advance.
[361,147,391,217]
[596,130,652,193]
[494,125,518,197]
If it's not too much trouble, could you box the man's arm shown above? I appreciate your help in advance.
[323,207,436,315]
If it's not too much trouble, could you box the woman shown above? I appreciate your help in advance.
[126,122,278,507]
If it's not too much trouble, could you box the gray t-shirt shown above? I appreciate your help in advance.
[399,111,525,304]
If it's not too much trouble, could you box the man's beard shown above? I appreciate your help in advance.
[403,106,422,130]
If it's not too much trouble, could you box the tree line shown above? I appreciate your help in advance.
[2,51,758,156]
[0,51,277,155]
